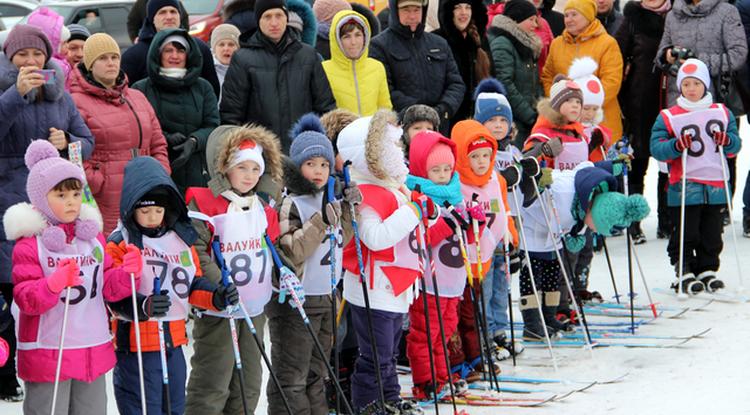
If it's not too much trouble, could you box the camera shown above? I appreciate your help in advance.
[668,47,696,76]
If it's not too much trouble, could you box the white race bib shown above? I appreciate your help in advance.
[663,107,729,181]
[554,139,589,171]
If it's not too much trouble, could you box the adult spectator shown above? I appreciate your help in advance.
[286,0,318,46]
[0,25,94,401]
[220,0,336,152]
[224,0,258,43]
[542,0,624,142]
[64,24,90,70]
[736,0,750,236]
[486,0,553,76]
[121,0,220,96]
[433,0,490,126]
[369,0,465,135]
[126,0,189,42]
[70,33,170,233]
[597,0,623,34]
[210,23,241,95]
[488,0,544,145]
[615,0,669,242]
[133,29,220,193]
[540,0,565,36]
[313,0,352,59]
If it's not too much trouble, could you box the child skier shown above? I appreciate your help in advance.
[337,110,425,414]
[184,124,283,414]
[568,56,611,164]
[650,58,741,294]
[399,104,440,158]
[269,114,358,414]
[106,156,237,414]
[4,140,141,414]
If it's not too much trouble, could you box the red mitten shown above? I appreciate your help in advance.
[46,258,82,293]
[713,131,729,147]
[675,133,692,152]
[122,244,143,276]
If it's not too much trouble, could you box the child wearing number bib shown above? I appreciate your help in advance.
[270,114,357,414]
[650,58,741,294]
[4,140,141,415]
[184,124,284,415]
[106,156,235,415]
[450,120,517,381]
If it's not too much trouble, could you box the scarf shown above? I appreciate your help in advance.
[676,92,714,111]
[159,67,187,79]
[641,0,671,15]
[220,190,256,212]
[405,172,463,207]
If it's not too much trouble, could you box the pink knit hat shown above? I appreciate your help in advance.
[313,0,351,24]
[425,142,455,171]
[27,7,64,49]
[25,140,85,225]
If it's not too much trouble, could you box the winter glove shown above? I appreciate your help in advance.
[47,258,82,293]
[343,182,363,206]
[122,244,143,276]
[713,131,729,147]
[588,128,605,153]
[278,269,305,309]
[519,156,540,177]
[172,137,197,169]
[142,290,171,319]
[322,200,342,227]
[541,137,564,158]
[500,165,521,188]
[537,167,554,189]
[165,132,188,147]
[466,203,486,223]
[411,191,438,220]
[674,133,692,153]
[213,283,239,310]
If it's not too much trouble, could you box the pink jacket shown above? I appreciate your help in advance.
[7,203,131,383]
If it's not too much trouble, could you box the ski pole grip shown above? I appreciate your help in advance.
[343,161,352,187]
[443,201,469,228]
[327,177,335,203]
[264,234,283,269]
[152,268,161,294]
[211,238,231,287]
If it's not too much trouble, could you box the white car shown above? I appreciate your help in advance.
[0,0,37,30]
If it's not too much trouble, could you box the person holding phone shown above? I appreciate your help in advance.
[0,23,93,403]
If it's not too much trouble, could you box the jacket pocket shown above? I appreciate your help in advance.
[85,162,105,196]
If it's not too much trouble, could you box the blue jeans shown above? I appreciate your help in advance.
[481,251,510,338]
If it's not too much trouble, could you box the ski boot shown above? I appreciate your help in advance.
[629,222,646,245]
[493,333,524,359]
[656,227,670,239]
[671,273,705,295]
[697,271,725,292]
[556,308,578,325]
[743,214,750,238]
[0,376,23,403]
[386,399,425,414]
[575,289,603,304]
[543,292,575,333]
[411,381,443,402]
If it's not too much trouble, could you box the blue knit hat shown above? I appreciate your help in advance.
[473,78,513,126]
[290,113,335,172]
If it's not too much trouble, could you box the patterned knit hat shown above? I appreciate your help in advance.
[210,23,240,50]
[473,78,513,126]
[67,24,91,42]
[290,113,335,172]
[677,58,711,92]
[549,76,584,111]
[313,0,351,24]
[83,33,120,70]
[25,140,85,224]
[3,24,52,62]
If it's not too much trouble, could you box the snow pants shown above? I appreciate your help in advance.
[406,294,459,386]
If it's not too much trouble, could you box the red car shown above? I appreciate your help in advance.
[185,0,224,42]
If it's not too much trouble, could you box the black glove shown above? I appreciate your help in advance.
[500,165,520,188]
[588,129,605,153]
[142,290,171,319]
[172,137,197,169]
[165,132,188,147]
[519,156,540,177]
[213,283,239,310]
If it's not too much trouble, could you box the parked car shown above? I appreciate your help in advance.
[0,0,36,30]
[184,0,223,43]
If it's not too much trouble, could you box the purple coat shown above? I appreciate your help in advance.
[0,55,94,284]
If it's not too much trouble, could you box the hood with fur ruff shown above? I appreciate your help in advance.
[488,14,542,59]
[4,202,103,251]
[282,156,320,196]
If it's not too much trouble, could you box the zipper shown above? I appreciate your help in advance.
[122,95,143,158]
[351,60,362,115]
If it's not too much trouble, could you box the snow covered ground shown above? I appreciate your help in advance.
[3,134,750,414]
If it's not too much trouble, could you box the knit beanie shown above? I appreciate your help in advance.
[467,138,494,155]
[228,140,266,174]
[564,0,596,22]
[3,24,51,62]
[27,7,64,49]
[504,0,537,23]
[400,104,440,132]
[290,113,335,172]
[288,11,304,33]
[677,58,711,92]
[425,142,455,171]
[590,192,650,237]
[568,56,604,107]
[148,0,181,20]
[255,0,288,25]
[473,78,513,126]
[25,140,85,225]
[313,0,351,24]
[83,33,120,70]
[67,24,91,42]
[549,76,584,111]
[135,188,170,209]
[210,23,240,50]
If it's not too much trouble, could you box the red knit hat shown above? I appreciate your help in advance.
[467,138,494,155]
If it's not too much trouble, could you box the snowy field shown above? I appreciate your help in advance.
[3,124,750,414]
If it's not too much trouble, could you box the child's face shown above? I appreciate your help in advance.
[427,163,453,185]
[340,27,365,60]
[227,160,262,194]
[300,156,331,188]
[406,121,435,142]
[135,206,165,229]
[47,188,82,224]
[483,116,510,141]
[580,105,599,124]
[680,77,706,102]
[559,98,582,123]
[468,148,493,176]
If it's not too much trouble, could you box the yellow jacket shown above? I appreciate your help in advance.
[541,19,623,142]
[322,10,392,116]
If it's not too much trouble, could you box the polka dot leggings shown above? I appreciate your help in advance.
[519,253,561,297]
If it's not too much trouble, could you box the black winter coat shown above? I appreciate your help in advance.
[615,1,666,159]
[219,30,336,153]
[541,0,565,37]
[369,0,465,135]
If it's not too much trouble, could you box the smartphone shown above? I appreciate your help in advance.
[34,69,56,84]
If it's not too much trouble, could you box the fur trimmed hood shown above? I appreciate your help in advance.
[3,202,103,251]
[488,14,542,59]
[287,0,318,46]
[536,98,568,127]
[282,156,320,196]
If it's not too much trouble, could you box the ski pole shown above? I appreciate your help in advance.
[326,177,341,415]
[129,272,148,414]
[210,239,249,415]
[600,238,622,304]
[264,234,355,415]
[502,240,517,367]
[677,147,689,300]
[211,240,293,415]
[342,161,387,411]
[50,287,71,415]
[717,144,745,292]
[152,272,172,415]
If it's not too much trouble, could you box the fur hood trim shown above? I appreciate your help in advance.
[3,202,102,241]
[320,108,358,146]
[365,110,400,182]
[282,156,320,196]
[489,14,542,58]
[537,98,568,127]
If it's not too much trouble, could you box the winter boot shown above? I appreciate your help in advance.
[671,272,705,295]
[656,228,670,239]
[384,400,424,415]
[629,222,646,245]
[543,292,574,333]
[697,271,725,293]
[493,333,524,359]
[411,381,443,402]
[519,295,548,341]
[743,213,750,238]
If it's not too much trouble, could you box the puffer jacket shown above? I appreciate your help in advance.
[488,14,544,142]
[322,10,392,116]
[542,18,624,142]
[486,2,553,76]
[132,29,220,194]
[70,65,170,235]
[0,56,93,284]
[369,0,465,135]
[655,0,748,107]
[219,29,336,153]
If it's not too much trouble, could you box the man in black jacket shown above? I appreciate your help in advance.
[369,0,465,135]
[219,0,336,153]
